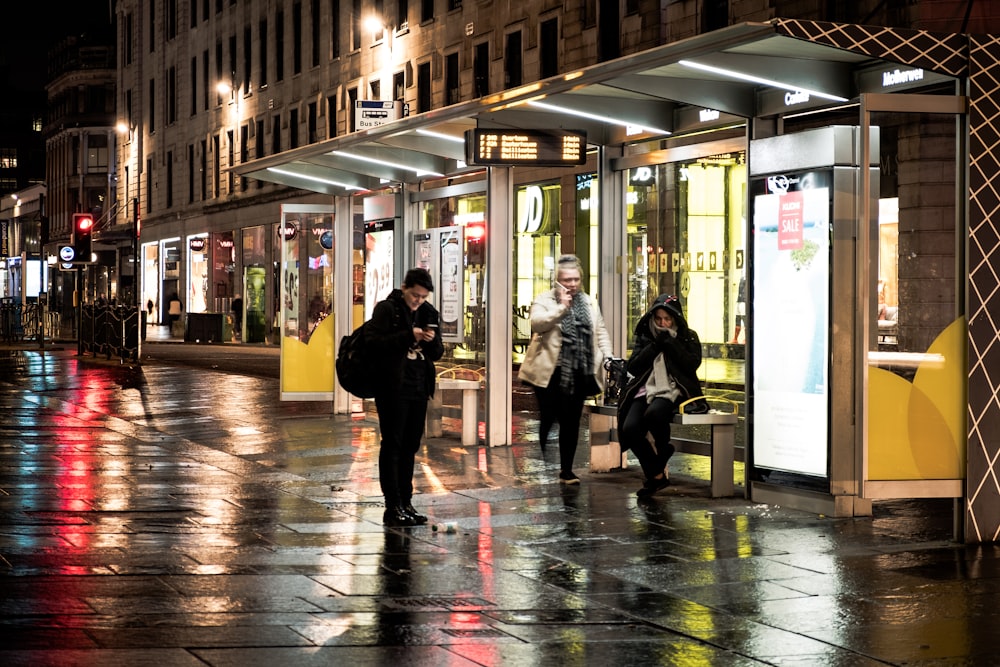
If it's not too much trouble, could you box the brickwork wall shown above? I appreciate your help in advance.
[895,116,958,353]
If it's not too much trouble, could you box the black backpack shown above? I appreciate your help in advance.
[336,321,376,398]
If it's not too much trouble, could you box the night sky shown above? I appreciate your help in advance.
[1,0,116,91]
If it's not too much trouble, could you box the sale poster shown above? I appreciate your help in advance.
[751,184,831,477]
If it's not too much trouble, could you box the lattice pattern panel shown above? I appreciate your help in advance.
[966,34,1000,543]
[776,19,968,77]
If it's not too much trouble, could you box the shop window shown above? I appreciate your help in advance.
[625,152,747,369]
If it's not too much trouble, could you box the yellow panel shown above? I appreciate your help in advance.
[281,315,335,393]
[867,317,966,481]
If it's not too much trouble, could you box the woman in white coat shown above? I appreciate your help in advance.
[518,255,613,484]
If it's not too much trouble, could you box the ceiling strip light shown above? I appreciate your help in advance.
[267,167,365,190]
[331,150,443,177]
[528,100,671,136]
[415,129,466,143]
[678,59,849,102]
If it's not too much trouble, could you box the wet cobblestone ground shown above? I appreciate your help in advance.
[2,346,997,666]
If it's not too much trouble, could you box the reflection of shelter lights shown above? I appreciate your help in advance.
[868,352,946,369]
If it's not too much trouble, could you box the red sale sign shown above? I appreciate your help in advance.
[778,191,804,250]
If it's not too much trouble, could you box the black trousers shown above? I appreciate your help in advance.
[374,392,428,507]
[533,369,589,473]
[620,396,677,480]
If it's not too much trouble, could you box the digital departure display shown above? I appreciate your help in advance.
[465,129,587,166]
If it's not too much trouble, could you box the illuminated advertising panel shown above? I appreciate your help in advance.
[751,170,832,479]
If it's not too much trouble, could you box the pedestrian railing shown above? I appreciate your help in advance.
[80,304,141,362]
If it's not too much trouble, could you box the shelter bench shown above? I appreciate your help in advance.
[584,403,740,497]
[426,377,481,446]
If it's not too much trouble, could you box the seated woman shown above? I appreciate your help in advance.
[617,294,705,499]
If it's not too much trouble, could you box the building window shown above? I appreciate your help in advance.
[0,148,18,169]
[32,118,42,133]
[188,144,195,203]
[229,34,237,89]
[240,125,249,191]
[167,0,177,39]
[327,94,337,138]
[243,26,252,94]
[308,102,317,143]
[445,52,459,105]
[417,62,430,113]
[348,87,358,130]
[311,0,320,67]
[167,66,176,124]
[124,13,133,65]
[703,0,728,32]
[448,0,461,10]
[166,150,174,208]
[256,119,265,188]
[190,57,198,115]
[292,2,302,74]
[397,0,408,29]
[275,9,285,81]
[598,0,621,61]
[473,41,488,97]
[370,79,381,100]
[149,78,156,129]
[289,108,299,148]
[227,130,234,193]
[420,0,433,23]
[87,135,109,171]
[505,31,522,88]
[202,51,209,110]
[540,18,558,78]
[259,19,268,86]
[149,0,156,52]
[393,71,405,101]
[200,139,207,200]
[191,0,198,28]
[147,158,154,212]
[330,0,340,58]
[352,0,361,50]
[216,40,224,104]
[272,114,281,153]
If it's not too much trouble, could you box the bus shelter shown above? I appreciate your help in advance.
[236,19,1000,542]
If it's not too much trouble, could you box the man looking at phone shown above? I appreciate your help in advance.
[367,268,444,526]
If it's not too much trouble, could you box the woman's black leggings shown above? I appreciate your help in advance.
[620,396,677,479]
[533,369,589,473]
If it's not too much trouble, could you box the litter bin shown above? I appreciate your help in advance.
[185,312,224,342]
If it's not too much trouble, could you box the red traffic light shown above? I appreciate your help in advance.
[74,213,95,233]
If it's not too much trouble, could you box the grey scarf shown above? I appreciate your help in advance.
[557,293,593,394]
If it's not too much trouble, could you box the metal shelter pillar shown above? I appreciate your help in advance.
[598,145,627,355]
[334,194,354,415]
[485,166,514,446]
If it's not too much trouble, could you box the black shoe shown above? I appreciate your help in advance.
[559,470,580,485]
[402,503,428,525]
[636,475,670,499]
[383,506,418,527]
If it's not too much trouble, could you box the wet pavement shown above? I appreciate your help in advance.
[1,344,996,666]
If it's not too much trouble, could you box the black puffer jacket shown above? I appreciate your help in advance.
[367,289,445,398]
[616,294,706,427]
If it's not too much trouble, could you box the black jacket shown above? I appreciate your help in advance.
[617,294,705,426]
[367,289,445,398]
